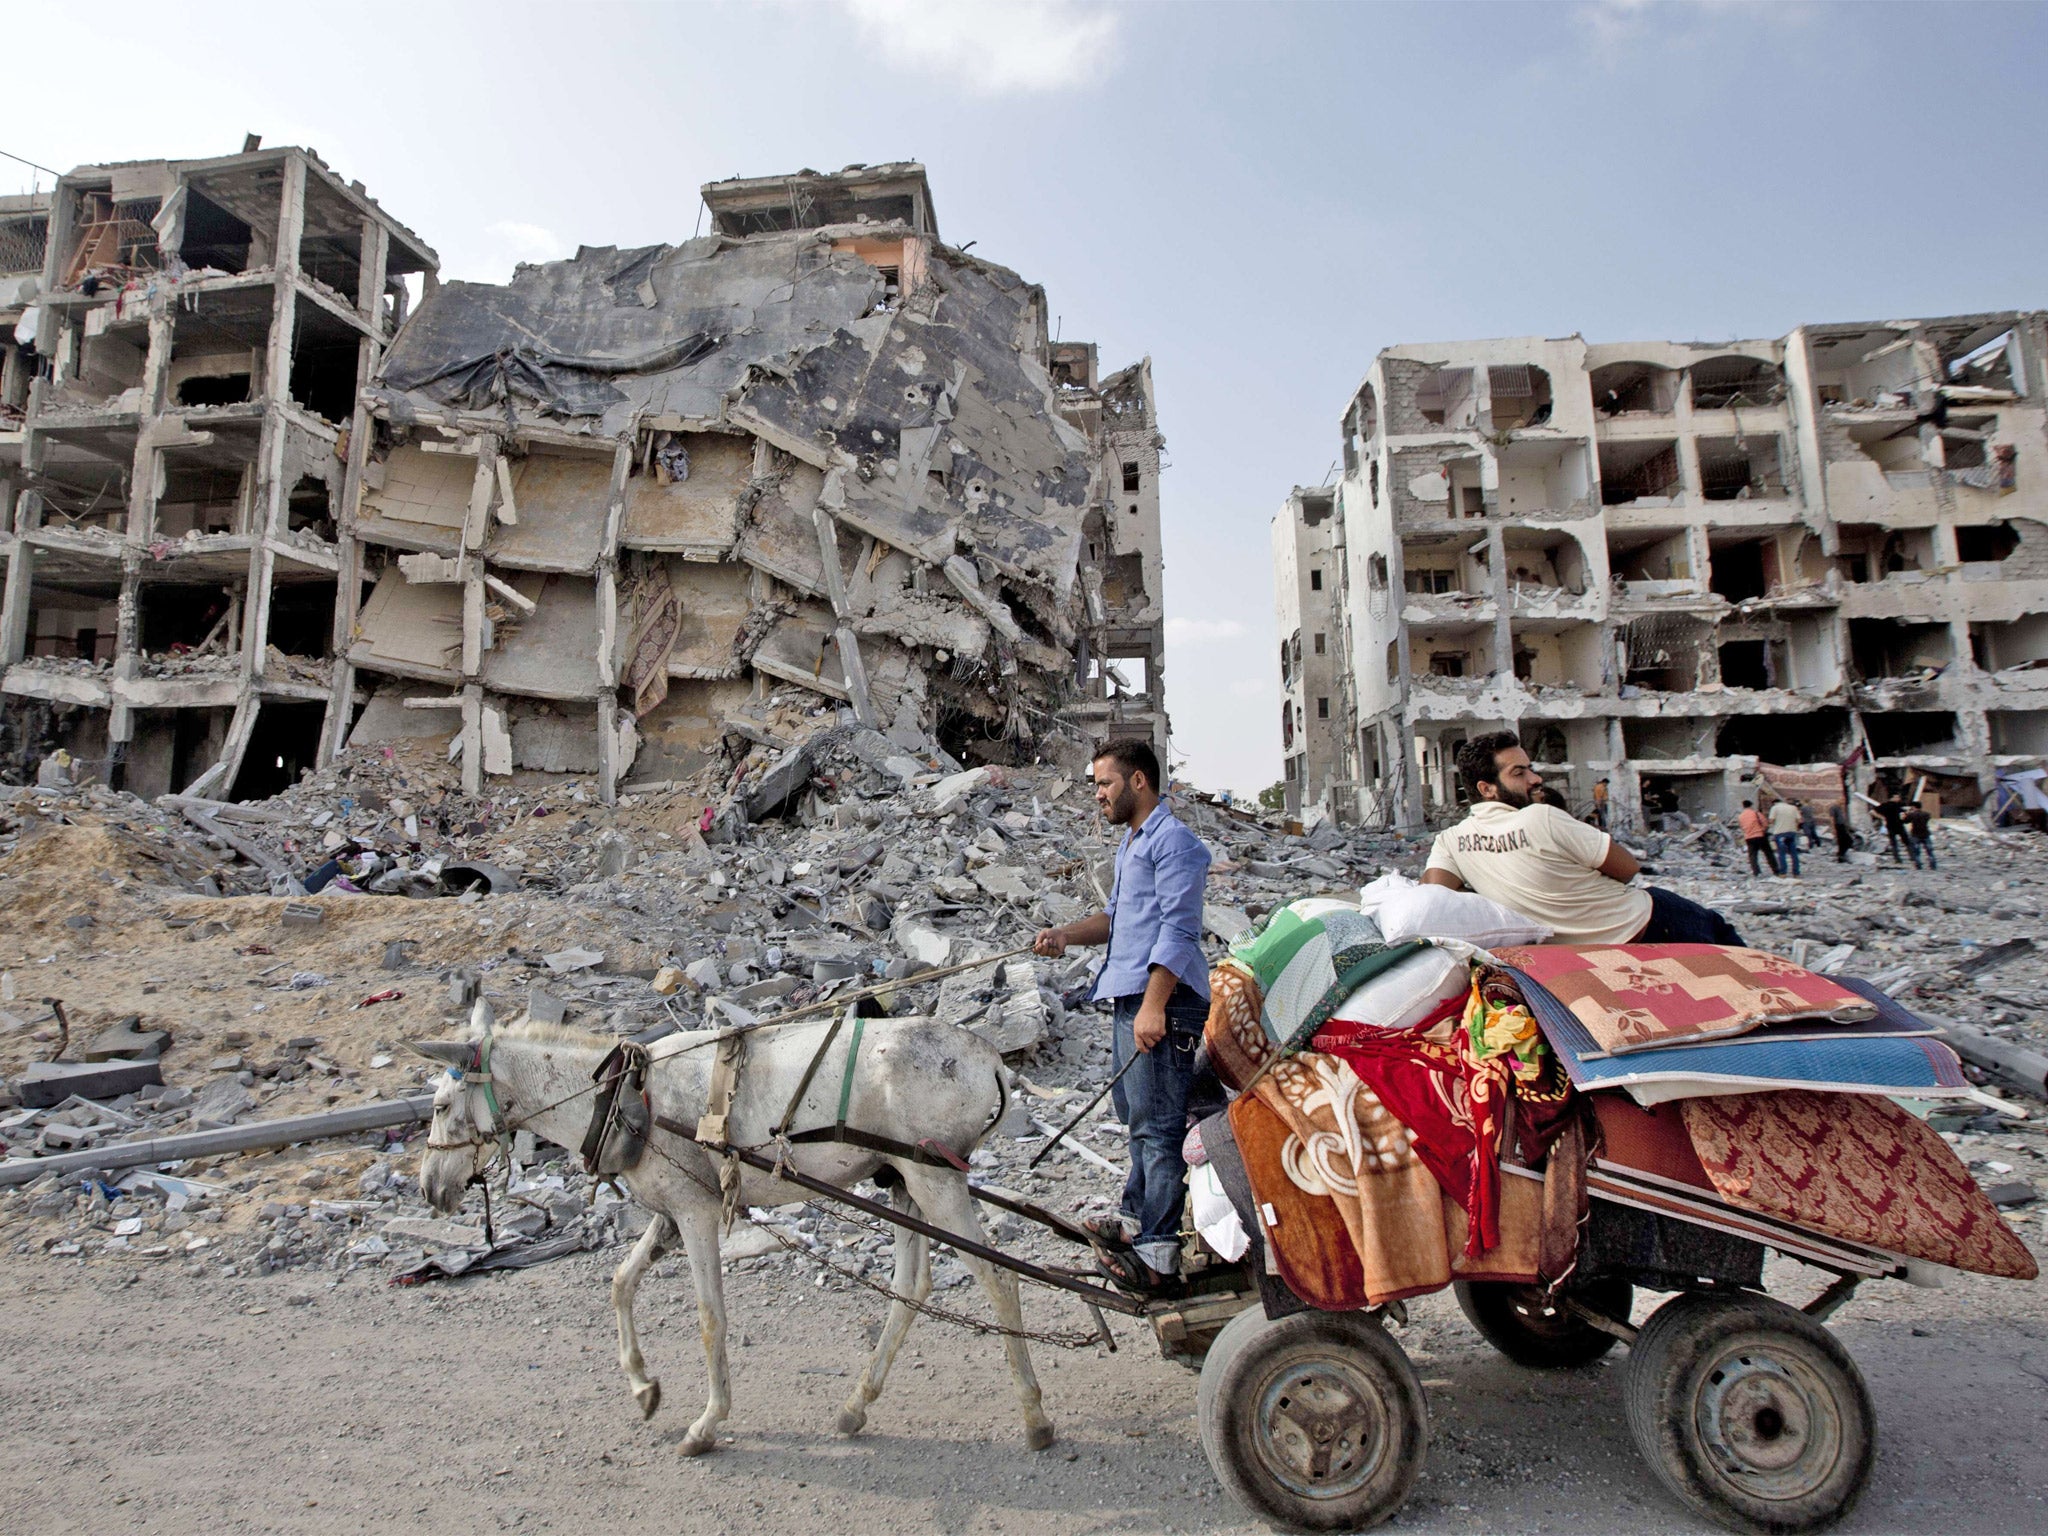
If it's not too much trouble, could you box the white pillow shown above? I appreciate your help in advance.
[1326,945,1471,1031]
[1360,871,1552,948]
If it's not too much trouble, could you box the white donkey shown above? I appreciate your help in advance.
[413,1001,1055,1456]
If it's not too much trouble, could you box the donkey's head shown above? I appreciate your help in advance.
[411,997,506,1214]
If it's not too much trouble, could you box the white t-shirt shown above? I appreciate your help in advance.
[1768,801,1800,835]
[1426,800,1653,946]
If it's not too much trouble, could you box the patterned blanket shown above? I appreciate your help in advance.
[1490,943,1876,1057]
[1682,1092,2038,1280]
[1229,1059,1549,1308]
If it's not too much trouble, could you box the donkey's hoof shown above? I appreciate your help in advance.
[678,1432,718,1458]
[635,1380,661,1421]
[835,1406,868,1437]
[1026,1421,1058,1453]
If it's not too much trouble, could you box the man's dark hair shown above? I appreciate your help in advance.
[1454,731,1520,802]
[1093,737,1161,792]
[1742,799,1754,808]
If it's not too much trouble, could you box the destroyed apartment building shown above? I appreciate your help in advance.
[1275,315,2048,828]
[1,156,1170,800]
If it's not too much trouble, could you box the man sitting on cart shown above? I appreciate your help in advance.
[1033,737,1211,1295]
[1422,732,1746,946]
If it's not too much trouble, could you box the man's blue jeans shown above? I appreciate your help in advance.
[1635,886,1746,945]
[1773,831,1801,877]
[1109,985,1208,1276]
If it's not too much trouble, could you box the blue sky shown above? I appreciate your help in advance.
[11,1,2047,795]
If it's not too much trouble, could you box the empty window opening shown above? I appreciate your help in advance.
[155,451,253,538]
[1313,632,1326,655]
[123,707,231,801]
[1122,461,1141,493]
[283,475,336,540]
[1989,710,2048,756]
[177,373,252,407]
[1406,568,1457,595]
[1316,697,1330,719]
[1971,616,2048,673]
[1689,355,1785,410]
[1623,718,1711,760]
[25,586,120,663]
[1718,639,1772,690]
[1622,613,1708,692]
[1368,460,1380,506]
[1850,618,1952,680]
[1590,360,1678,416]
[287,309,360,422]
[1598,439,1681,505]
[1459,486,1485,517]
[1428,652,1466,678]
[1716,709,1849,762]
[1415,368,1477,430]
[1708,538,1772,602]
[1385,641,1400,684]
[1956,522,2019,563]
[1637,771,1727,822]
[1298,490,1333,527]
[1367,553,1388,591]
[1504,527,1592,597]
[228,702,326,802]
[1519,725,1569,765]
[1309,568,1323,591]
[1942,326,2022,396]
[1609,529,1694,587]
[177,189,256,275]
[1864,710,1958,757]
[1487,364,1553,430]
[1835,523,1933,582]
[266,581,335,657]
[139,584,238,657]
[1697,435,1788,500]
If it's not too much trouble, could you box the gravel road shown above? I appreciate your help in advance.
[4,1239,2044,1536]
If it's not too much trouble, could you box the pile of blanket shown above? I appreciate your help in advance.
[1202,902,2037,1307]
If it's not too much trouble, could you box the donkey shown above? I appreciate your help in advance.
[413,1000,1055,1456]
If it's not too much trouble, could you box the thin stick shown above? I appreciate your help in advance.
[1028,1045,1141,1169]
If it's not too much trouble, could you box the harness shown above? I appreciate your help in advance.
[580,1041,652,1178]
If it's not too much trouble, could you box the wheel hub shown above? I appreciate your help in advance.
[1254,1358,1389,1500]
[1697,1348,1838,1497]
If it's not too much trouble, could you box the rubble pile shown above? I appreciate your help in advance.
[3,740,2045,1284]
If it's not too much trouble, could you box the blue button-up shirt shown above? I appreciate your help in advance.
[1091,802,1212,1003]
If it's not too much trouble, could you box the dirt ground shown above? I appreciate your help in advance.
[2,1238,2044,1536]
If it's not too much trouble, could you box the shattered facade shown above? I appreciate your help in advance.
[341,160,1165,800]
[1298,316,2048,828]
[1270,484,1351,817]
[0,146,436,799]
[3,157,1169,801]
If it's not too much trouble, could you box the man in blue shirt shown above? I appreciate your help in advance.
[1033,738,1211,1292]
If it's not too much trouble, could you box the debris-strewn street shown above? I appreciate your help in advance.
[2,729,2046,1533]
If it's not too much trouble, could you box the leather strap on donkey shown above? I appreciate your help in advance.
[581,1041,653,1177]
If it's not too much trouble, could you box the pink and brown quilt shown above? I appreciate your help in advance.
[1681,1091,2037,1280]
[1489,943,1876,1057]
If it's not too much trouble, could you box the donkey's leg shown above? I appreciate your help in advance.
[900,1165,1056,1452]
[612,1212,678,1420]
[675,1193,731,1457]
[836,1181,931,1436]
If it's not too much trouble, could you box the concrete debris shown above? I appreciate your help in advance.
[2,154,1169,812]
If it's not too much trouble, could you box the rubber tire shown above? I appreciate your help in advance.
[1624,1292,1875,1535]
[1454,1277,1633,1369]
[1196,1306,1428,1532]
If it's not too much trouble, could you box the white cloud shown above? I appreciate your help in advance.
[834,0,1122,94]
[441,220,573,284]
[1164,616,1249,646]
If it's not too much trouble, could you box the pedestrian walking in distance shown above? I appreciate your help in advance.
[1738,800,1780,877]
[1903,799,1938,871]
[1768,797,1803,878]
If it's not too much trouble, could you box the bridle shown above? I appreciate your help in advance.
[425,1033,511,1165]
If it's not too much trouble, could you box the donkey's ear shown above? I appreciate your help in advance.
[409,1039,471,1066]
[470,995,496,1036]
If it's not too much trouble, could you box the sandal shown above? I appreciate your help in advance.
[1094,1246,1179,1297]
[1081,1215,1136,1247]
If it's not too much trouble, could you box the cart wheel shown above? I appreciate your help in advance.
[1196,1306,1427,1532]
[1454,1277,1632,1368]
[1625,1292,1874,1534]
